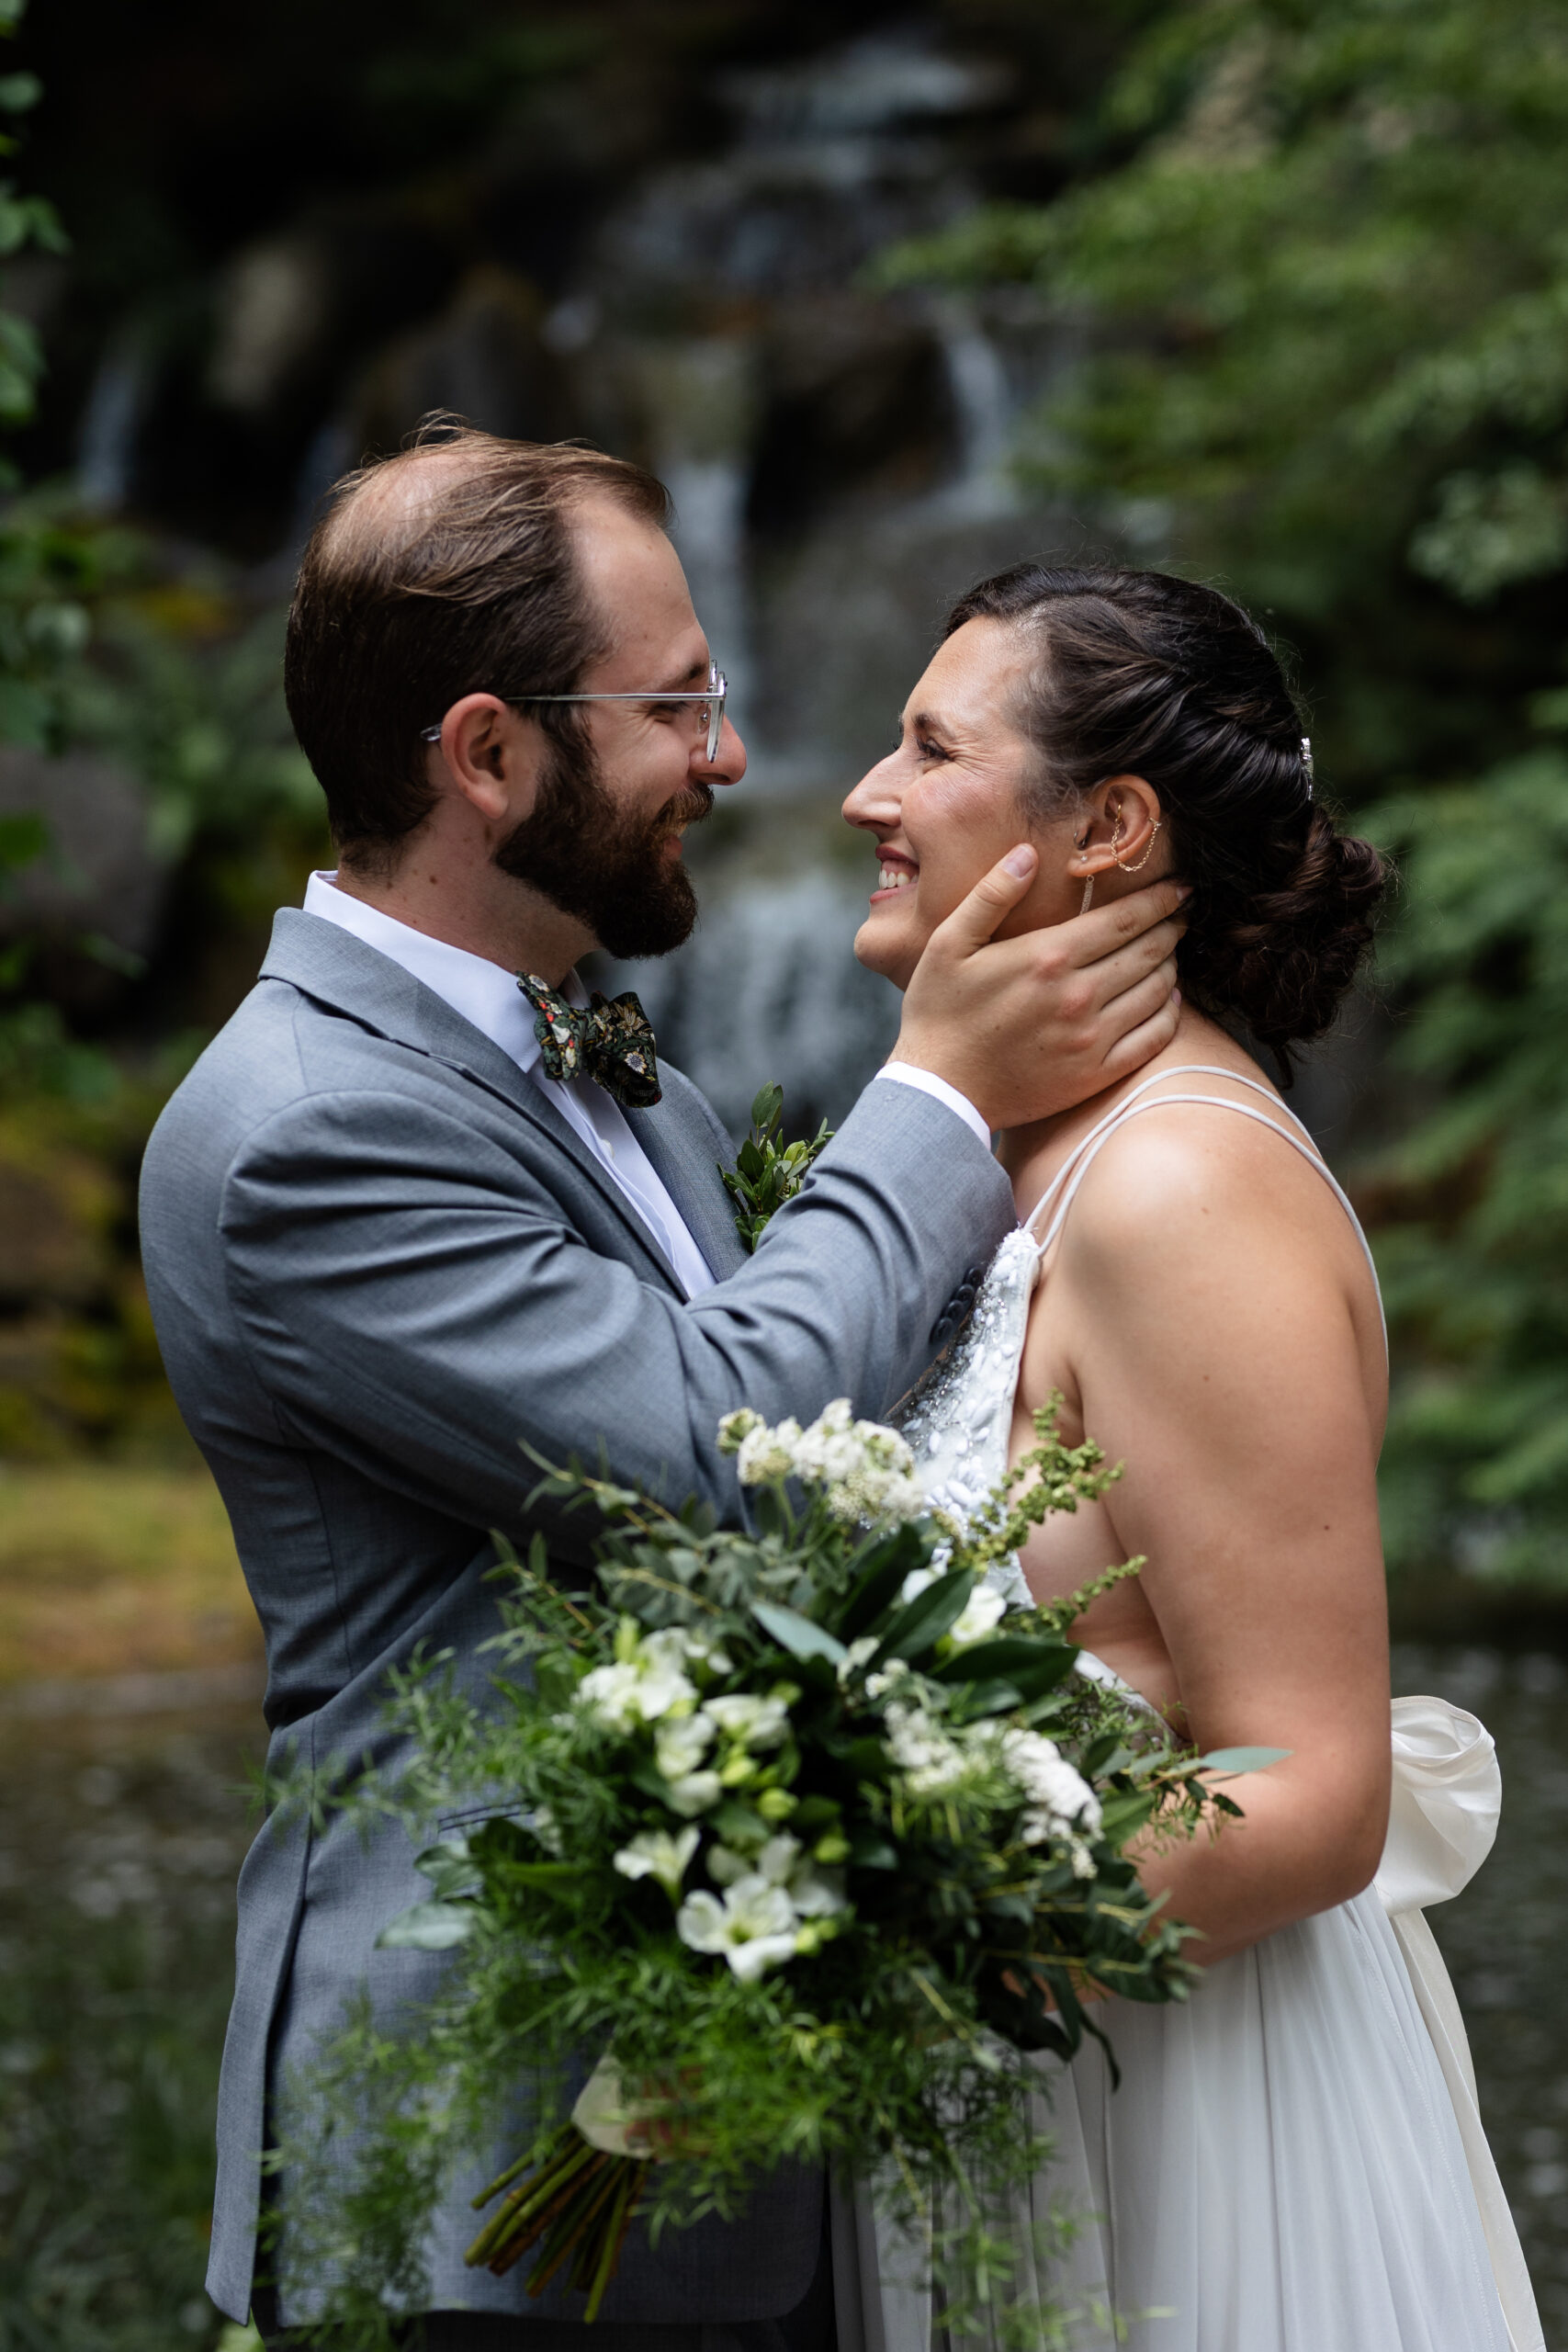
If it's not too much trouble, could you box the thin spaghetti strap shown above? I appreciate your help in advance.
[1021,1066,1225,1238]
[1034,1089,1387,1351]
[1021,1064,1320,1238]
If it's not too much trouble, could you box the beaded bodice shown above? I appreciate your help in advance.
[891,1065,1384,1611]
[891,1227,1041,1606]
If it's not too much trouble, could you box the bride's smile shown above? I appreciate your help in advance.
[844,614,1168,991]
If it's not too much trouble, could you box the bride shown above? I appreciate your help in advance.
[836,563,1542,2352]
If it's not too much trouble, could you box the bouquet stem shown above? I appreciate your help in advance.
[466,2122,649,2320]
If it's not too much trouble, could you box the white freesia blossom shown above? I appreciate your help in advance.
[654,1712,717,1781]
[786,1860,849,1918]
[705,1692,791,1750]
[613,1826,700,1901]
[884,1701,970,1796]
[664,1770,723,1818]
[676,1876,800,1982]
[576,1624,699,1731]
[1001,1727,1103,1841]
[898,1565,940,1604]
[947,1587,1008,1650]
[701,1835,850,1938]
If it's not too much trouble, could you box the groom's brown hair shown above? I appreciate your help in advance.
[286,416,671,874]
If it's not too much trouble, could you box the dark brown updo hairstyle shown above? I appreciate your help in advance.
[944,564,1386,1081]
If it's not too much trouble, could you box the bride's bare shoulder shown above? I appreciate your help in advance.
[1054,1084,1361,1305]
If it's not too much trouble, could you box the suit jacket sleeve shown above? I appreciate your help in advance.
[219,1074,1014,1551]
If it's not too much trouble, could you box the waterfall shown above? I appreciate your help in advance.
[77,337,149,512]
[600,867,898,1139]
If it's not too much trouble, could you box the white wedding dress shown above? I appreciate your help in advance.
[830,1067,1543,2352]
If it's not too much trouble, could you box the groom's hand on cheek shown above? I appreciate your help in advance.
[889,845,1190,1132]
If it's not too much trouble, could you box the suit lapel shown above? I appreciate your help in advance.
[260,910,685,1295]
[631,1073,749,1283]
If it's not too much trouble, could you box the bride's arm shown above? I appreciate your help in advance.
[1021,1110,1392,1969]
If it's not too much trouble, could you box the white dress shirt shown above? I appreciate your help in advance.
[301,874,997,1298]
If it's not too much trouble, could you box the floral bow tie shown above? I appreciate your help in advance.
[516,973,662,1110]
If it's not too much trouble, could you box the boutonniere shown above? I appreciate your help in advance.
[721,1083,833,1252]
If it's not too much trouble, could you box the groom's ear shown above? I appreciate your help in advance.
[1067,773,1164,881]
[427,694,547,828]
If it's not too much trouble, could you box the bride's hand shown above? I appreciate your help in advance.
[890,846,1189,1131]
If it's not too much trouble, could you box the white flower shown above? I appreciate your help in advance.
[682,1632,734,1677]
[1001,1728,1103,1841]
[864,1658,910,1702]
[706,1842,752,1886]
[786,1861,849,1917]
[705,1831,849,1925]
[705,1692,791,1750]
[613,1826,700,1902]
[737,1417,803,1486]
[835,1635,879,1685]
[884,1701,969,1796]
[897,1566,940,1604]
[654,1713,717,1781]
[664,1770,723,1818]
[946,1587,1007,1651]
[790,1397,862,1485]
[676,1876,800,1982]
[727,1400,927,1529]
[575,1626,699,1731]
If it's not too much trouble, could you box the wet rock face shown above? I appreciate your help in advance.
[0,748,170,1011]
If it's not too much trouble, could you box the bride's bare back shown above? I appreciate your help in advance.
[1003,1010,1391,1960]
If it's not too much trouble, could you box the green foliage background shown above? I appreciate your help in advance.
[881,0,1568,1590]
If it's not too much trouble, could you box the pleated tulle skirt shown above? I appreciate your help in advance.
[835,1883,1515,2352]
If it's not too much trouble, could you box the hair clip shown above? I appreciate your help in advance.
[1301,736,1314,799]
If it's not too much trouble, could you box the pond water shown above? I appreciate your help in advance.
[2,1646,1564,2347]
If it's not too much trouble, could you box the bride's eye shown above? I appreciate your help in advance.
[916,733,950,763]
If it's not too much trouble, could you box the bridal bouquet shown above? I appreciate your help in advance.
[274,1400,1269,2344]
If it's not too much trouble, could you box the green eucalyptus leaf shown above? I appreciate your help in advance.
[871,1569,976,1663]
[413,1838,483,1901]
[376,1899,476,1951]
[752,1601,846,1663]
[837,1523,935,1639]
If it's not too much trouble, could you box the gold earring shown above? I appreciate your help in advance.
[1111,813,1164,875]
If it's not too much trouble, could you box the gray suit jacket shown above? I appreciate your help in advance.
[138,907,1015,2328]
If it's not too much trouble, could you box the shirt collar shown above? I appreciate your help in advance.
[301,871,588,1076]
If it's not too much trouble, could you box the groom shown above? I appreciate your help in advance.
[139,424,1185,2350]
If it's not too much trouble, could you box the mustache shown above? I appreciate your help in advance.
[654,782,715,837]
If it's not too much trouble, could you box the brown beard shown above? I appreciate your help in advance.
[492,729,713,959]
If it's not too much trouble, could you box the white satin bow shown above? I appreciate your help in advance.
[1375,1695,1541,2352]
[1375,1693,1500,1917]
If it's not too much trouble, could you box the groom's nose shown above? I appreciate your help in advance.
[699,713,746,786]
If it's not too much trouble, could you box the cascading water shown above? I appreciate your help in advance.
[579,28,1083,1134]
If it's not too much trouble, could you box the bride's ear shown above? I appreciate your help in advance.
[1065,775,1165,885]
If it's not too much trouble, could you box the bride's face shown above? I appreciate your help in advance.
[842,617,1084,990]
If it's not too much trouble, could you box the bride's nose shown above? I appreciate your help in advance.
[842,750,903,831]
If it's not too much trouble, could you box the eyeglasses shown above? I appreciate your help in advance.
[419,660,728,763]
